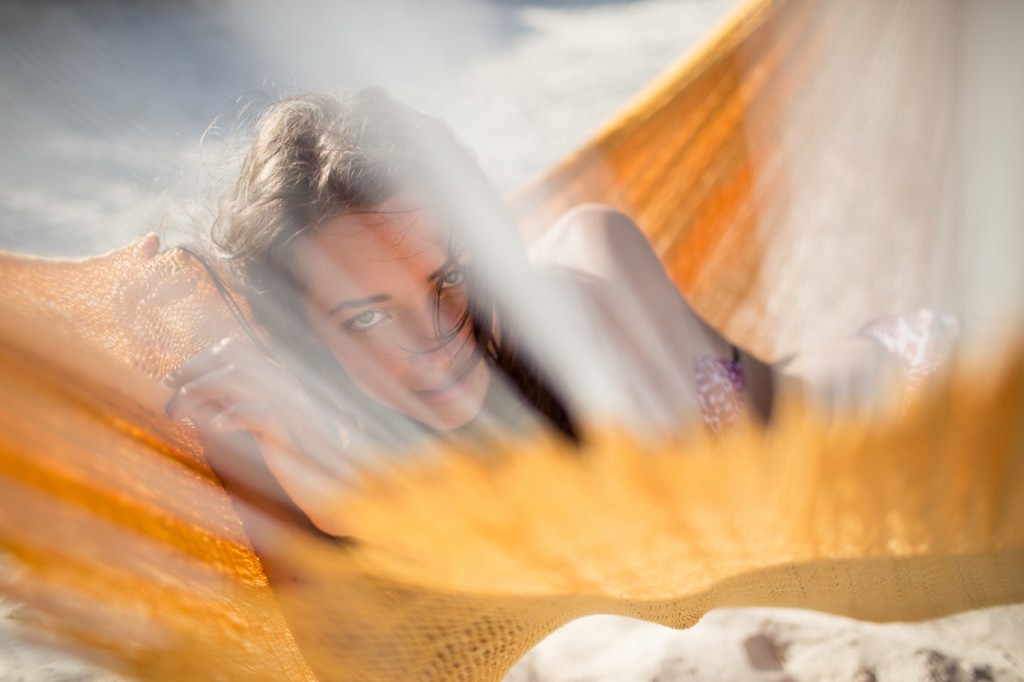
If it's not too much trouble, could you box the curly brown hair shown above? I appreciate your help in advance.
[206,90,577,443]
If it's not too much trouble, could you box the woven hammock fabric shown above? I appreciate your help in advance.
[1,244,1022,680]
[1,0,1022,680]
[512,0,977,362]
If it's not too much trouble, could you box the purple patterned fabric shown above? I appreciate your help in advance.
[693,356,746,434]
[692,310,958,433]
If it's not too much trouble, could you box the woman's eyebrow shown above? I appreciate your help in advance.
[329,294,390,315]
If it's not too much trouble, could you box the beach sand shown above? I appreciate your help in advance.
[1,0,1021,680]
[508,608,1024,681]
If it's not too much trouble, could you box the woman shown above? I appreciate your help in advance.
[163,90,905,536]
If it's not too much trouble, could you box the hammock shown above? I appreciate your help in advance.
[1,0,1022,679]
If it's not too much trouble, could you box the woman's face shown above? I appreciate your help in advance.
[294,195,491,431]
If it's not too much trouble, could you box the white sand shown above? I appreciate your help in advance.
[509,608,1024,681]
[1,0,1021,680]
[0,598,118,682]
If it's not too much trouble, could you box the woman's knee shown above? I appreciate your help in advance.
[530,204,657,278]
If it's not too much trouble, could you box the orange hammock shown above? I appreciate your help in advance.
[1,0,1022,680]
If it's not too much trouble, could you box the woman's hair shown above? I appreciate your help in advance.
[207,90,577,442]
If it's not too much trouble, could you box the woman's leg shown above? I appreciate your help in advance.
[528,205,764,429]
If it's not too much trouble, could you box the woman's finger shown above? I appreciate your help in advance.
[166,345,313,429]
[163,337,273,390]
[164,363,242,421]
[209,402,287,439]
[163,338,234,389]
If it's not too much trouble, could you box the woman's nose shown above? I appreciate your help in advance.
[399,305,454,359]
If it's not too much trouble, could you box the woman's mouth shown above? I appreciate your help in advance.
[411,357,483,404]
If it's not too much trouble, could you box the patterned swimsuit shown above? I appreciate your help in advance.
[693,310,959,434]
[694,350,746,434]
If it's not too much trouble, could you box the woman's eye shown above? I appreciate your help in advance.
[344,310,387,332]
[440,268,465,288]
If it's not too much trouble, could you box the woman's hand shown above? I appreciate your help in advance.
[164,338,352,535]
[165,338,312,447]
[773,336,904,417]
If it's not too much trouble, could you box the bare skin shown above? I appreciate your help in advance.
[295,198,491,432]
[527,204,899,422]
[528,204,774,426]
[164,202,902,534]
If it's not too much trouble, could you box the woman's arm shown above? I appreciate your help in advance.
[772,335,904,417]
